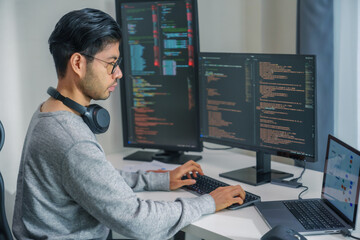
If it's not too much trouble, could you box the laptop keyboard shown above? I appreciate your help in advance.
[283,199,345,230]
[181,174,261,210]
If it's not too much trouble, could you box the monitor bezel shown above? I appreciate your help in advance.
[199,52,317,163]
[116,0,203,153]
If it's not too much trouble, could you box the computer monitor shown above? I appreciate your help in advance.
[115,0,202,164]
[199,53,316,185]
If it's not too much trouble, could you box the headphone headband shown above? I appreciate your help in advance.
[47,87,87,115]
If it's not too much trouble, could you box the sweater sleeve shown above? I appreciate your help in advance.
[62,141,215,240]
[117,170,170,192]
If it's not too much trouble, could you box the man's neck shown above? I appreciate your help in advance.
[40,97,80,116]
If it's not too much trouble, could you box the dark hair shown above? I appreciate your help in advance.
[48,8,122,78]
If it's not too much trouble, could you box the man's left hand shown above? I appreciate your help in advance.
[168,160,204,190]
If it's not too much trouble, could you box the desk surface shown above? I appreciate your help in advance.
[107,148,353,240]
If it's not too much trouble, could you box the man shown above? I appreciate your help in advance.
[13,8,245,240]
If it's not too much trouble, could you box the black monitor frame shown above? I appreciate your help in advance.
[116,0,203,164]
[199,52,317,185]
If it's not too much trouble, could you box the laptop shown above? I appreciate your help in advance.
[255,134,360,235]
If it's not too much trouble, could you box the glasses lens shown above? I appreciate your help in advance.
[111,57,122,74]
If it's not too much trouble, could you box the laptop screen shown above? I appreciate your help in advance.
[322,135,360,225]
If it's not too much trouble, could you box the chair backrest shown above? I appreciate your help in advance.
[0,172,13,240]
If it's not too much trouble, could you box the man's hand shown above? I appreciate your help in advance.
[209,185,246,212]
[169,160,204,190]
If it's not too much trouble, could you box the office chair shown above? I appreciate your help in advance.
[0,121,13,240]
[0,172,13,240]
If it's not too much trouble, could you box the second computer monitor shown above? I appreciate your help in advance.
[199,53,316,185]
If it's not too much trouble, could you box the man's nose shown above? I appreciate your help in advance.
[113,66,122,80]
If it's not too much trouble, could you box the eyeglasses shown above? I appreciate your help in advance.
[81,53,122,75]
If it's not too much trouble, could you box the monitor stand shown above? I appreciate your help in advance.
[219,151,293,186]
[124,150,202,165]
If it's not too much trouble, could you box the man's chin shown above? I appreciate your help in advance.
[93,92,111,101]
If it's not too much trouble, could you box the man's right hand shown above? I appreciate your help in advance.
[209,185,246,212]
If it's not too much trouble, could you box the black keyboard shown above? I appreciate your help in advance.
[283,200,345,230]
[181,174,261,210]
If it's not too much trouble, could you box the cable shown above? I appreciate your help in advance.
[203,145,233,150]
[341,229,360,240]
[298,186,308,200]
[289,160,308,199]
[290,159,307,182]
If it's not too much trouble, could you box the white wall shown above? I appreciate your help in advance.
[198,0,296,54]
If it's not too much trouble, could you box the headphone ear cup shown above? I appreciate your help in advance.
[0,121,4,152]
[83,105,110,134]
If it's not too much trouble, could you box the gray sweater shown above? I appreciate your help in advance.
[12,107,215,240]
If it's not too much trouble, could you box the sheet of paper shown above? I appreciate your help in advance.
[122,160,180,172]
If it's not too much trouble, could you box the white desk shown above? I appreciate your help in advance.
[107,148,353,240]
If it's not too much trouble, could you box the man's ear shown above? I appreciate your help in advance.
[69,53,87,78]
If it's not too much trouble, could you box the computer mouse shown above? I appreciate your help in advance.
[261,225,307,240]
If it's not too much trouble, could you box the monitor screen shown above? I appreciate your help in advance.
[199,52,316,185]
[116,0,202,163]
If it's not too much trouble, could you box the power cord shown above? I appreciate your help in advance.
[291,160,309,199]
[290,160,306,183]
[341,229,360,239]
[298,186,308,200]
